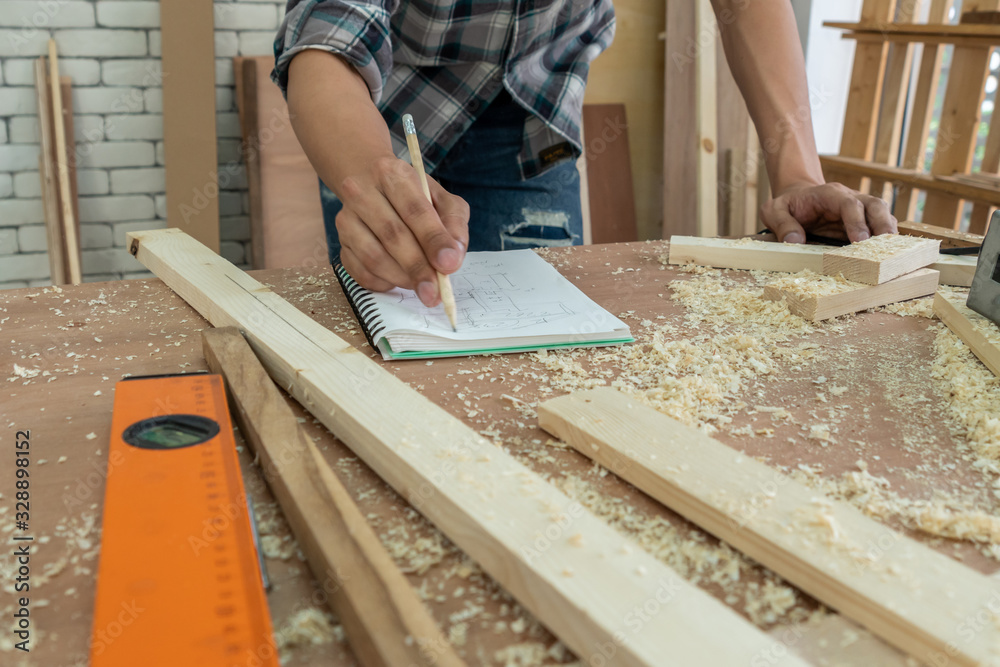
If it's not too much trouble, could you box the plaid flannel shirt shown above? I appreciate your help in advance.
[273,0,615,179]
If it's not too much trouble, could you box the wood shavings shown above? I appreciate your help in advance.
[825,233,928,261]
[766,270,864,299]
[274,607,342,662]
[931,325,1000,463]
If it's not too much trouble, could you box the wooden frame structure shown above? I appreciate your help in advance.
[822,0,1000,234]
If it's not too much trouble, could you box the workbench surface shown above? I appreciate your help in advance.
[2,240,998,666]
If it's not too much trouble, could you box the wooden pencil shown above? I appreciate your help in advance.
[402,114,458,331]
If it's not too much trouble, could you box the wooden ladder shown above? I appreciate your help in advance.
[822,0,1000,234]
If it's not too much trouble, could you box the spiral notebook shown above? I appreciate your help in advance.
[334,250,634,360]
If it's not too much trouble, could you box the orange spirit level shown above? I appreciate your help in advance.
[90,373,278,667]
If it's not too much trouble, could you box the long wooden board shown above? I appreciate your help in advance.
[694,0,718,238]
[933,292,1000,376]
[203,328,464,667]
[581,104,637,244]
[667,236,977,286]
[537,387,1000,667]
[34,57,65,285]
[160,0,219,251]
[233,56,325,269]
[898,220,984,248]
[128,228,809,667]
[47,40,81,284]
[763,268,940,321]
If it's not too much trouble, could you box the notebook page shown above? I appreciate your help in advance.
[364,250,629,343]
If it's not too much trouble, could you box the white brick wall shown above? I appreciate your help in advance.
[0,0,282,284]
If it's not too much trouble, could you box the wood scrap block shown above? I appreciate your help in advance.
[537,387,1000,667]
[668,235,826,273]
[933,291,1000,376]
[897,220,984,249]
[763,269,940,321]
[666,235,976,286]
[821,234,940,284]
[128,228,811,667]
[202,328,463,667]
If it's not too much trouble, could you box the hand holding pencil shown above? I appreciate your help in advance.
[402,114,459,330]
[291,52,469,314]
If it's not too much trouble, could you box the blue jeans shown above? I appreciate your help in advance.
[320,90,583,265]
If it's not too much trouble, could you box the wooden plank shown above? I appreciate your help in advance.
[582,104,638,244]
[826,20,1000,37]
[763,268,940,320]
[833,0,897,191]
[668,236,828,273]
[922,0,1000,228]
[235,58,265,269]
[663,0,698,238]
[34,57,65,286]
[820,154,1000,205]
[583,0,665,241]
[869,0,923,200]
[47,40,81,285]
[245,56,325,269]
[695,0,718,237]
[537,387,1000,667]
[821,234,940,284]
[897,0,953,220]
[847,29,1000,47]
[666,235,977,286]
[202,328,464,667]
[898,219,984,247]
[160,0,219,251]
[60,76,80,283]
[934,291,1000,376]
[127,228,810,667]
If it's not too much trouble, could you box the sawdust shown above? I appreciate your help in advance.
[765,270,865,299]
[530,270,825,434]
[274,606,342,663]
[556,473,818,629]
[791,466,1000,546]
[931,324,1000,466]
[824,234,935,262]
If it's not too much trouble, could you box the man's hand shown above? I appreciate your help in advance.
[761,182,898,244]
[286,50,469,306]
[336,157,470,306]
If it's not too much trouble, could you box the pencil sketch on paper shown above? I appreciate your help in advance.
[385,265,577,331]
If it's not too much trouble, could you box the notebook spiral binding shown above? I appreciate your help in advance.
[333,263,386,351]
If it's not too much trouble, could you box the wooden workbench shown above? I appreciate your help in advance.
[2,240,996,666]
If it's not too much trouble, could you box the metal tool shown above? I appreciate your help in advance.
[968,211,1000,326]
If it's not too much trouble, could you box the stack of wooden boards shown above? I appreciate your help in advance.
[762,235,940,321]
[127,228,1000,666]
[34,39,81,285]
[669,234,966,321]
